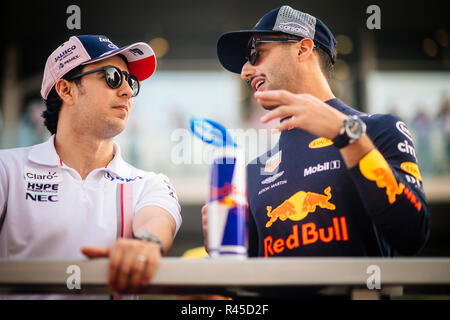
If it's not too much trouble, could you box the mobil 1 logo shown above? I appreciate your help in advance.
[23,165,62,203]
[304,160,341,177]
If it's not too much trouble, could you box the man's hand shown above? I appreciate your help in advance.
[256,90,347,139]
[82,238,161,294]
[256,90,375,168]
[201,204,209,252]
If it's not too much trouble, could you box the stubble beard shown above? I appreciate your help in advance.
[75,109,126,140]
[261,63,300,111]
[72,85,127,140]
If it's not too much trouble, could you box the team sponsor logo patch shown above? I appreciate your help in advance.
[401,185,423,212]
[263,187,348,256]
[104,171,143,182]
[59,54,80,70]
[265,186,336,227]
[396,121,414,142]
[277,22,309,35]
[25,182,59,202]
[304,160,341,177]
[23,166,61,203]
[54,45,76,63]
[359,150,423,211]
[258,179,288,196]
[264,216,349,257]
[23,165,63,183]
[308,137,333,149]
[163,178,178,200]
[404,174,423,192]
[129,48,144,56]
[400,162,422,181]
[397,139,417,159]
[261,171,285,185]
[264,151,282,173]
[359,149,404,204]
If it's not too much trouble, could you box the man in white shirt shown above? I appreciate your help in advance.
[0,35,182,296]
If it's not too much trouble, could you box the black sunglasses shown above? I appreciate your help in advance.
[67,65,140,97]
[246,37,303,65]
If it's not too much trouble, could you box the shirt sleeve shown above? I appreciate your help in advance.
[135,173,182,236]
[348,114,430,255]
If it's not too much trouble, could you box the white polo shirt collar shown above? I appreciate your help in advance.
[28,135,60,167]
[27,135,130,177]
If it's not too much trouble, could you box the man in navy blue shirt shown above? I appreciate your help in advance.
[202,5,430,257]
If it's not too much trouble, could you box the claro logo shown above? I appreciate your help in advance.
[23,166,63,183]
[26,171,59,181]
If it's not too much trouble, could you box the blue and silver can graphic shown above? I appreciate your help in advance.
[189,117,248,258]
[208,147,247,258]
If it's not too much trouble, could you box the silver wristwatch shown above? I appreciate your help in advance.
[134,231,164,255]
[332,115,367,149]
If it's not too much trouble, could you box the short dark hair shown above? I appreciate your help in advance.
[314,46,337,81]
[42,65,84,135]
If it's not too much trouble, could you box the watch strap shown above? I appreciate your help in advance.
[134,231,164,255]
[332,115,366,149]
[332,129,350,149]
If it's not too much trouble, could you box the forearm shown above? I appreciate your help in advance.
[133,207,176,255]
[340,134,375,168]
[345,143,429,254]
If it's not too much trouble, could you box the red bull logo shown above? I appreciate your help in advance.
[210,182,233,200]
[265,186,336,227]
[264,217,349,257]
[210,158,236,202]
[219,196,239,207]
[359,149,404,204]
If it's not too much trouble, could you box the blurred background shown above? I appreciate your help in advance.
[1,0,449,257]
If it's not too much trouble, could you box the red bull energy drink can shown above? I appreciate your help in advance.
[189,117,248,258]
[208,147,248,258]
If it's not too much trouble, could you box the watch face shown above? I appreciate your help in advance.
[345,117,365,140]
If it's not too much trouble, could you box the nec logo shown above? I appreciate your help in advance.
[26,193,58,202]
[304,160,341,177]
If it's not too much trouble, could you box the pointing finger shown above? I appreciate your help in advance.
[260,106,293,123]
[254,90,296,106]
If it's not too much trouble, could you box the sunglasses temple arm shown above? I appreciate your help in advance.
[67,67,105,81]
